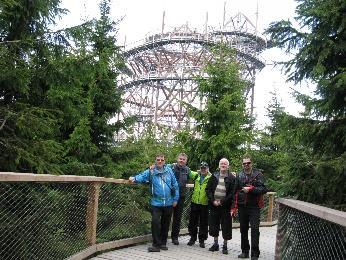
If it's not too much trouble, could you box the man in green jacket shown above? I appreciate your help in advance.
[187,162,212,248]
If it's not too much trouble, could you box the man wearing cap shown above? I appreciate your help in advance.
[234,156,267,260]
[186,162,212,248]
[206,158,236,254]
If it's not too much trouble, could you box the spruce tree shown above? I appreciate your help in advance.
[264,0,346,207]
[178,44,252,170]
[0,0,66,173]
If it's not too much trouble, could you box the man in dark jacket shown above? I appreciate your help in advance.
[234,156,267,260]
[170,153,191,245]
[206,158,236,255]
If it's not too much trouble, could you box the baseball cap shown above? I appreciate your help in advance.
[200,161,209,168]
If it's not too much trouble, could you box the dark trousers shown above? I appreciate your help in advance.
[208,205,232,240]
[238,206,261,257]
[151,205,173,247]
[188,202,209,241]
[171,196,185,239]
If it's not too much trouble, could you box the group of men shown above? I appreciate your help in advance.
[129,153,267,260]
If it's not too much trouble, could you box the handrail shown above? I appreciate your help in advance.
[0,172,277,260]
[277,198,346,227]
[0,172,129,184]
[275,198,346,259]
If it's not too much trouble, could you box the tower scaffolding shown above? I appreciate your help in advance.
[117,12,267,140]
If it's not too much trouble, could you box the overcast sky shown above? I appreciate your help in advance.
[58,0,310,127]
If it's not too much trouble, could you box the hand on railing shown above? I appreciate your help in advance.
[128,177,135,183]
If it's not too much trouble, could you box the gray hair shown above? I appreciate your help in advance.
[177,153,188,159]
[219,158,229,166]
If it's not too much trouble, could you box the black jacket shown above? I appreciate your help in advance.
[235,169,267,208]
[171,163,191,197]
[206,171,236,209]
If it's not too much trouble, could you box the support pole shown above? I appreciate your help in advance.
[267,193,275,222]
[86,183,101,246]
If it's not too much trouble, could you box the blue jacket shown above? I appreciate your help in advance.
[133,165,179,207]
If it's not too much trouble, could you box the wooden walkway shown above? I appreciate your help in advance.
[91,226,277,260]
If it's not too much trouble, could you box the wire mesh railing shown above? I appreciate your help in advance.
[0,182,88,260]
[275,199,346,260]
[0,172,277,260]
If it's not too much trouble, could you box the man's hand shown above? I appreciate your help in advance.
[129,177,135,183]
[231,208,237,217]
[173,201,178,207]
[242,185,254,193]
[213,200,220,206]
[242,186,250,193]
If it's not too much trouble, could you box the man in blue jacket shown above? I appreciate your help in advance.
[129,153,179,252]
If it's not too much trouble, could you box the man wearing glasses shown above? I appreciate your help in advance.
[148,153,191,245]
[129,154,179,252]
[234,156,267,260]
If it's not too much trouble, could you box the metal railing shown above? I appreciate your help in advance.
[275,198,346,260]
[0,172,277,260]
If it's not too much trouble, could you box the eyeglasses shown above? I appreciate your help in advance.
[156,159,165,162]
[243,162,251,165]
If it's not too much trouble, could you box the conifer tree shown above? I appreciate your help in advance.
[264,0,346,207]
[0,0,66,173]
[178,44,253,170]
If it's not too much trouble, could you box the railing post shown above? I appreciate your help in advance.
[267,193,274,222]
[86,182,101,246]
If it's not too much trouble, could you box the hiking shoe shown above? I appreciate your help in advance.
[172,238,179,245]
[238,252,250,258]
[148,246,160,252]
[160,245,168,250]
[222,245,228,254]
[187,238,196,246]
[208,243,219,252]
[199,241,205,248]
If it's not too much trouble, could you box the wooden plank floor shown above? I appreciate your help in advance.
[91,226,277,260]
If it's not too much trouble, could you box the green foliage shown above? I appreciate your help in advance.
[177,44,253,171]
[0,0,67,174]
[252,91,286,189]
[0,0,125,177]
[263,0,346,207]
[111,128,182,179]
[265,0,346,155]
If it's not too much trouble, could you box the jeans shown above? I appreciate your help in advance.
[238,206,261,257]
[171,196,185,239]
[151,205,173,247]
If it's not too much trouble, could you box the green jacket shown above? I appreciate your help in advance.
[190,170,212,205]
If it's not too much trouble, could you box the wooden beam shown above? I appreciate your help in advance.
[0,172,131,184]
[267,193,275,222]
[66,245,96,260]
[96,234,152,252]
[86,183,101,246]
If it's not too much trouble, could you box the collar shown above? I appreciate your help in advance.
[154,165,167,174]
